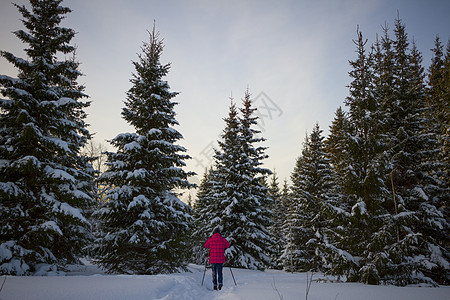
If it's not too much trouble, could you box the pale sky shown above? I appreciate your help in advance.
[1,0,449,201]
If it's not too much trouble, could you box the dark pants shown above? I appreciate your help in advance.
[211,263,224,286]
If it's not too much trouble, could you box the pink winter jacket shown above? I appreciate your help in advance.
[204,233,230,264]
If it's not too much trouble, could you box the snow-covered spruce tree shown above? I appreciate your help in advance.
[282,123,334,272]
[198,100,242,256]
[324,28,391,284]
[280,172,303,272]
[374,18,449,285]
[408,35,450,285]
[321,108,354,280]
[206,91,274,270]
[324,107,350,189]
[268,171,285,269]
[440,41,450,196]
[0,0,94,275]
[192,101,242,266]
[436,41,450,177]
[191,167,216,264]
[362,21,420,285]
[427,36,450,194]
[408,39,449,285]
[324,20,449,286]
[224,90,274,270]
[322,109,351,209]
[332,29,378,283]
[437,42,450,284]
[323,106,351,213]
[81,139,110,254]
[277,179,293,269]
[95,26,195,274]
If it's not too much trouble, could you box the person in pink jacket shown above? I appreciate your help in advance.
[204,227,230,290]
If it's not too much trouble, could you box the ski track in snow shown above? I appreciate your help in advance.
[0,263,449,300]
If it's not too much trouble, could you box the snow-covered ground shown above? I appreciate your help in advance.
[0,262,448,300]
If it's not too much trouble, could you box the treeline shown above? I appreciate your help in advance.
[0,0,448,286]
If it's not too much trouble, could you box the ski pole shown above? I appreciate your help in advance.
[0,275,7,294]
[201,257,207,286]
[202,251,210,286]
[226,256,237,286]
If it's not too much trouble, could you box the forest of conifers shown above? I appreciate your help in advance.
[0,0,448,286]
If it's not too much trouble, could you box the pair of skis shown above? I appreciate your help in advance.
[201,256,236,287]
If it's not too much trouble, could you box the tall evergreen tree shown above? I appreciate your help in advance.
[280,176,302,272]
[278,179,295,270]
[221,91,274,269]
[420,36,450,284]
[207,100,241,251]
[388,17,426,197]
[427,37,446,129]
[440,42,450,172]
[343,29,387,212]
[283,123,334,272]
[324,107,350,199]
[324,28,391,284]
[268,171,284,269]
[0,0,94,275]
[324,19,449,286]
[95,26,194,274]
[191,167,216,264]
[198,91,274,270]
[228,89,274,269]
[427,37,450,189]
[377,18,448,285]
[372,25,396,143]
